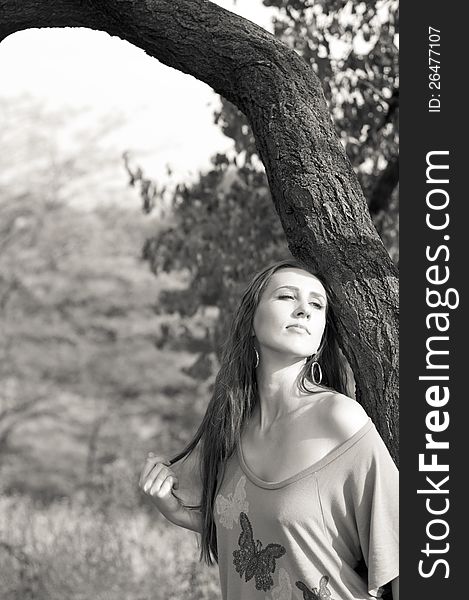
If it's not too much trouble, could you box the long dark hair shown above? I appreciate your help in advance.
[169,259,348,564]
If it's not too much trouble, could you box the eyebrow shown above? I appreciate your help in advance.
[273,285,326,301]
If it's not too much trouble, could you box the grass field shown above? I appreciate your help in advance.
[0,495,221,600]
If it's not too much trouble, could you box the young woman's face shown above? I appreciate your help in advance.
[252,268,327,360]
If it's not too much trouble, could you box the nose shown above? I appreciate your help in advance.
[293,302,311,319]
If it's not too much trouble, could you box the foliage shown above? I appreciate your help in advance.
[141,157,290,355]
[264,0,399,207]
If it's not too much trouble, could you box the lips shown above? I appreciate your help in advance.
[286,324,310,334]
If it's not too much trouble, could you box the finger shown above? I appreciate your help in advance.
[142,465,171,494]
[148,471,173,497]
[158,477,174,499]
[140,461,156,488]
[152,474,177,499]
[165,474,179,491]
[140,457,167,487]
[149,466,173,494]
[144,465,179,494]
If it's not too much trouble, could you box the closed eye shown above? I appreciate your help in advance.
[310,301,324,309]
[278,294,295,300]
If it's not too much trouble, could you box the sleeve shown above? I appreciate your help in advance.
[353,426,399,597]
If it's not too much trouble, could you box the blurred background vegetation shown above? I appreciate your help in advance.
[0,1,398,598]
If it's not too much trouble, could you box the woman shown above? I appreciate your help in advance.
[139,259,399,599]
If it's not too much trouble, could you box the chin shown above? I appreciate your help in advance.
[260,338,317,359]
[280,346,315,359]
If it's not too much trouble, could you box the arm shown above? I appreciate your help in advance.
[170,504,203,534]
[139,450,204,534]
[334,398,399,600]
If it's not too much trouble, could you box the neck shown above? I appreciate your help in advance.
[254,351,317,431]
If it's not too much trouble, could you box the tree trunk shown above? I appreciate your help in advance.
[0,0,399,463]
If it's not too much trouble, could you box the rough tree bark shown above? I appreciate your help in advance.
[0,0,399,464]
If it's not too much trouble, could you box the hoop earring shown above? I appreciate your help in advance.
[254,348,259,369]
[311,360,322,385]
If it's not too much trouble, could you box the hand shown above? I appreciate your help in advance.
[139,453,182,517]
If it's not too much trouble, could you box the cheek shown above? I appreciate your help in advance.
[302,314,327,352]
[314,314,327,338]
[253,305,280,341]
[310,316,327,346]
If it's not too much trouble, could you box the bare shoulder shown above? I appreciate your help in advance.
[321,392,370,440]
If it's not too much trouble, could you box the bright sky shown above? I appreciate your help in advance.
[0,0,275,207]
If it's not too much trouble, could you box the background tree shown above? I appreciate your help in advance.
[0,97,203,497]
[0,97,223,599]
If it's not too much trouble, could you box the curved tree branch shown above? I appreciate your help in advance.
[0,0,398,462]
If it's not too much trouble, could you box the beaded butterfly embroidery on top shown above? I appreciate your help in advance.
[295,575,335,600]
[215,475,249,529]
[233,511,286,592]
